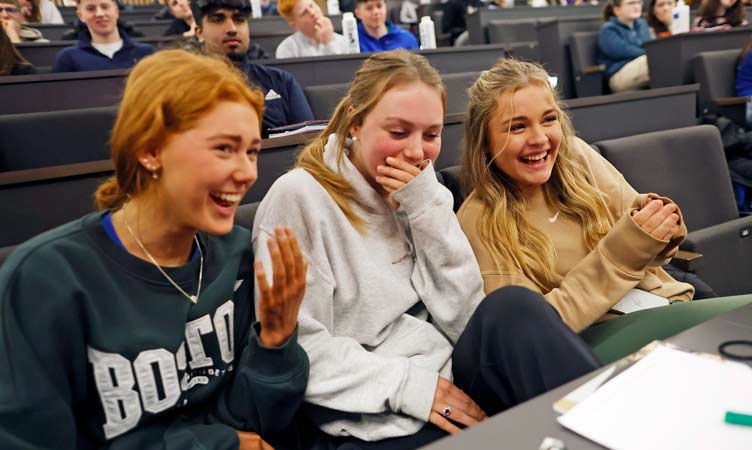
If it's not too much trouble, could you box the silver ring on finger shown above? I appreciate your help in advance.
[442,405,452,417]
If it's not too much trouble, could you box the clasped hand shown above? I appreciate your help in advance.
[631,199,680,241]
[254,227,308,348]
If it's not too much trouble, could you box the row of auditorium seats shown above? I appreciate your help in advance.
[569,28,752,99]
[0,83,699,172]
[237,126,752,299]
[694,49,750,128]
[0,44,512,115]
[0,84,701,252]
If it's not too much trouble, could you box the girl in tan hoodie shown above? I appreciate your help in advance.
[457,58,752,364]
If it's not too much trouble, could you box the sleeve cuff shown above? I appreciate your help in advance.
[391,161,452,215]
[601,212,669,274]
[398,364,439,422]
[246,322,307,379]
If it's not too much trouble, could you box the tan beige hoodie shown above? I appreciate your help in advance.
[457,136,694,332]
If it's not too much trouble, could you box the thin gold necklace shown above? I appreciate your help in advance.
[121,203,203,304]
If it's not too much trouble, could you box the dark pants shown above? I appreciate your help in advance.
[305,286,601,450]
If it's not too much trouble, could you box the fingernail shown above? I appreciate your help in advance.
[377,165,385,172]
[386,157,394,163]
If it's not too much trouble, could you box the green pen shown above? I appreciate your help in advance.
[725,411,752,427]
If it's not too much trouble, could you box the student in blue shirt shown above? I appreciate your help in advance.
[354,0,418,52]
[191,0,314,136]
[53,0,154,73]
[596,0,651,93]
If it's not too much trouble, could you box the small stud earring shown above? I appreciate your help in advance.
[352,136,358,142]
[152,171,158,180]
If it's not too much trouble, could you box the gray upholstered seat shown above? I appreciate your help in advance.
[0,106,117,171]
[594,125,752,296]
[694,49,748,127]
[569,31,605,98]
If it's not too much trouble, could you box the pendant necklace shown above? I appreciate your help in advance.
[122,203,203,303]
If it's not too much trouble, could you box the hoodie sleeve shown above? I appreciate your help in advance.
[390,163,486,343]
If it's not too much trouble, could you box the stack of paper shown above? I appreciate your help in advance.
[558,345,752,450]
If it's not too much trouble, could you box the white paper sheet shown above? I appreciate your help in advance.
[557,345,752,450]
[611,289,669,314]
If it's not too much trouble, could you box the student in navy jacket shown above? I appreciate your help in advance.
[596,0,651,93]
[53,0,154,73]
[191,0,314,136]
[354,0,418,52]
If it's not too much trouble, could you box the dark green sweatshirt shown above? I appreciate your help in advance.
[0,212,309,449]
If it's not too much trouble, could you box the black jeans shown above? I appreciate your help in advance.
[305,286,601,450]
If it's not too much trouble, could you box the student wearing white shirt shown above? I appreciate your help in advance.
[276,0,348,58]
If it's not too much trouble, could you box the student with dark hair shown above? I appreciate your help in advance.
[164,0,196,36]
[692,0,747,30]
[0,49,309,450]
[354,0,418,52]
[646,0,675,37]
[597,0,651,92]
[253,49,601,449]
[20,0,63,23]
[0,23,35,74]
[53,0,155,72]
[191,0,314,135]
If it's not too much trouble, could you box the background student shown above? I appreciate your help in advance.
[597,0,651,92]
[458,57,752,364]
[692,0,748,30]
[53,0,155,72]
[20,0,63,23]
[646,0,675,38]
[252,49,600,449]
[0,49,309,449]
[163,0,196,36]
[191,0,314,135]
[354,0,418,52]
[0,0,45,42]
[276,0,348,58]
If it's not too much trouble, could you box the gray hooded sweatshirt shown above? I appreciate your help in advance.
[252,134,485,440]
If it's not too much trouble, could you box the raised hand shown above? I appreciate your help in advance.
[1,18,21,43]
[375,157,427,209]
[428,377,488,434]
[254,227,308,347]
[313,17,334,44]
[236,431,275,450]
[631,199,680,241]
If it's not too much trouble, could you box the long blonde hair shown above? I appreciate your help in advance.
[95,49,264,210]
[296,49,446,230]
[462,58,610,290]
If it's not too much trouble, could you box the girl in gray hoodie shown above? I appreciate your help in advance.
[252,50,601,449]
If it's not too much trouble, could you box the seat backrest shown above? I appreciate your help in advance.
[437,165,464,212]
[693,49,740,112]
[304,83,350,120]
[439,71,478,115]
[234,202,260,232]
[486,18,540,45]
[305,71,479,120]
[593,125,739,232]
[0,106,117,171]
[569,31,600,75]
